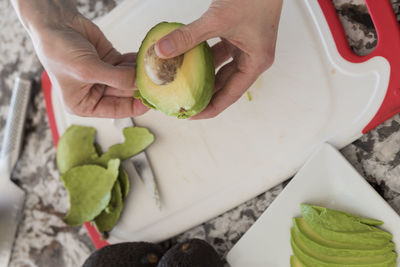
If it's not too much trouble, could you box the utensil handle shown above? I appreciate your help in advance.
[0,76,32,175]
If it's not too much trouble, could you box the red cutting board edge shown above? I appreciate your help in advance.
[41,0,400,249]
[41,71,109,249]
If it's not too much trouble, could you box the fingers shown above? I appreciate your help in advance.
[103,87,136,97]
[211,40,234,69]
[191,65,258,120]
[89,97,148,118]
[72,84,148,118]
[155,17,218,59]
[118,53,137,66]
[78,56,136,91]
[213,60,237,93]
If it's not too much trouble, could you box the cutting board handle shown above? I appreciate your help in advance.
[318,0,400,133]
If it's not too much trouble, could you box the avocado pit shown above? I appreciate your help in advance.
[144,44,183,85]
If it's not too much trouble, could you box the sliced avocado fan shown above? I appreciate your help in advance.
[290,204,397,267]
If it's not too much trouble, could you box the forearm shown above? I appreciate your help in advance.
[11,0,78,34]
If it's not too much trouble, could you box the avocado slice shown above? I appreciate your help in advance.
[301,205,389,235]
[291,237,397,267]
[61,159,120,226]
[310,205,384,226]
[82,242,164,267]
[291,227,396,265]
[293,218,395,253]
[291,255,306,267]
[158,238,223,267]
[301,205,392,246]
[136,22,215,118]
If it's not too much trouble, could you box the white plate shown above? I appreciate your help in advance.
[226,143,400,267]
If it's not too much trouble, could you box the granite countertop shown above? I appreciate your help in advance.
[1,0,400,266]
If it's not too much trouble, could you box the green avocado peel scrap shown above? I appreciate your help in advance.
[62,159,120,226]
[56,125,99,174]
[56,124,155,235]
[94,180,124,233]
[94,127,154,166]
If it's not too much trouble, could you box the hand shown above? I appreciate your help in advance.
[12,0,148,118]
[155,0,283,119]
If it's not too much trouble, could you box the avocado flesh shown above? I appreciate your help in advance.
[301,205,391,237]
[293,218,395,253]
[291,238,397,267]
[136,22,215,118]
[310,205,384,226]
[291,255,306,267]
[291,227,396,265]
[301,206,392,246]
[291,205,398,267]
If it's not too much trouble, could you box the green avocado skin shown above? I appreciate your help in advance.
[291,204,398,267]
[136,22,215,119]
[62,159,120,226]
[56,125,99,174]
[94,179,123,233]
[56,125,154,233]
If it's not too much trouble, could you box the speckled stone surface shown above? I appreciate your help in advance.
[0,0,399,266]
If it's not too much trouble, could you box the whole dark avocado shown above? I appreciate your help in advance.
[82,242,164,267]
[157,239,223,267]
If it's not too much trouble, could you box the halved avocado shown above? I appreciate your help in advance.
[82,242,164,267]
[136,22,215,118]
[158,238,223,267]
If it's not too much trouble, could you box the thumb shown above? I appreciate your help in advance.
[155,18,217,59]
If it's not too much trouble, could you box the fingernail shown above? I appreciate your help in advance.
[156,38,175,57]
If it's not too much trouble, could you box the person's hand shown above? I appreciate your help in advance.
[12,0,148,118]
[155,0,283,119]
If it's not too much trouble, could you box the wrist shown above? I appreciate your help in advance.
[11,0,79,34]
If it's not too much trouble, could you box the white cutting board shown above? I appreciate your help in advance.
[50,0,390,243]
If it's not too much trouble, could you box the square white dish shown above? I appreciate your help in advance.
[226,143,400,267]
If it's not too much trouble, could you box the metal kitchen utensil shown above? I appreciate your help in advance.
[113,118,161,210]
[0,76,32,266]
